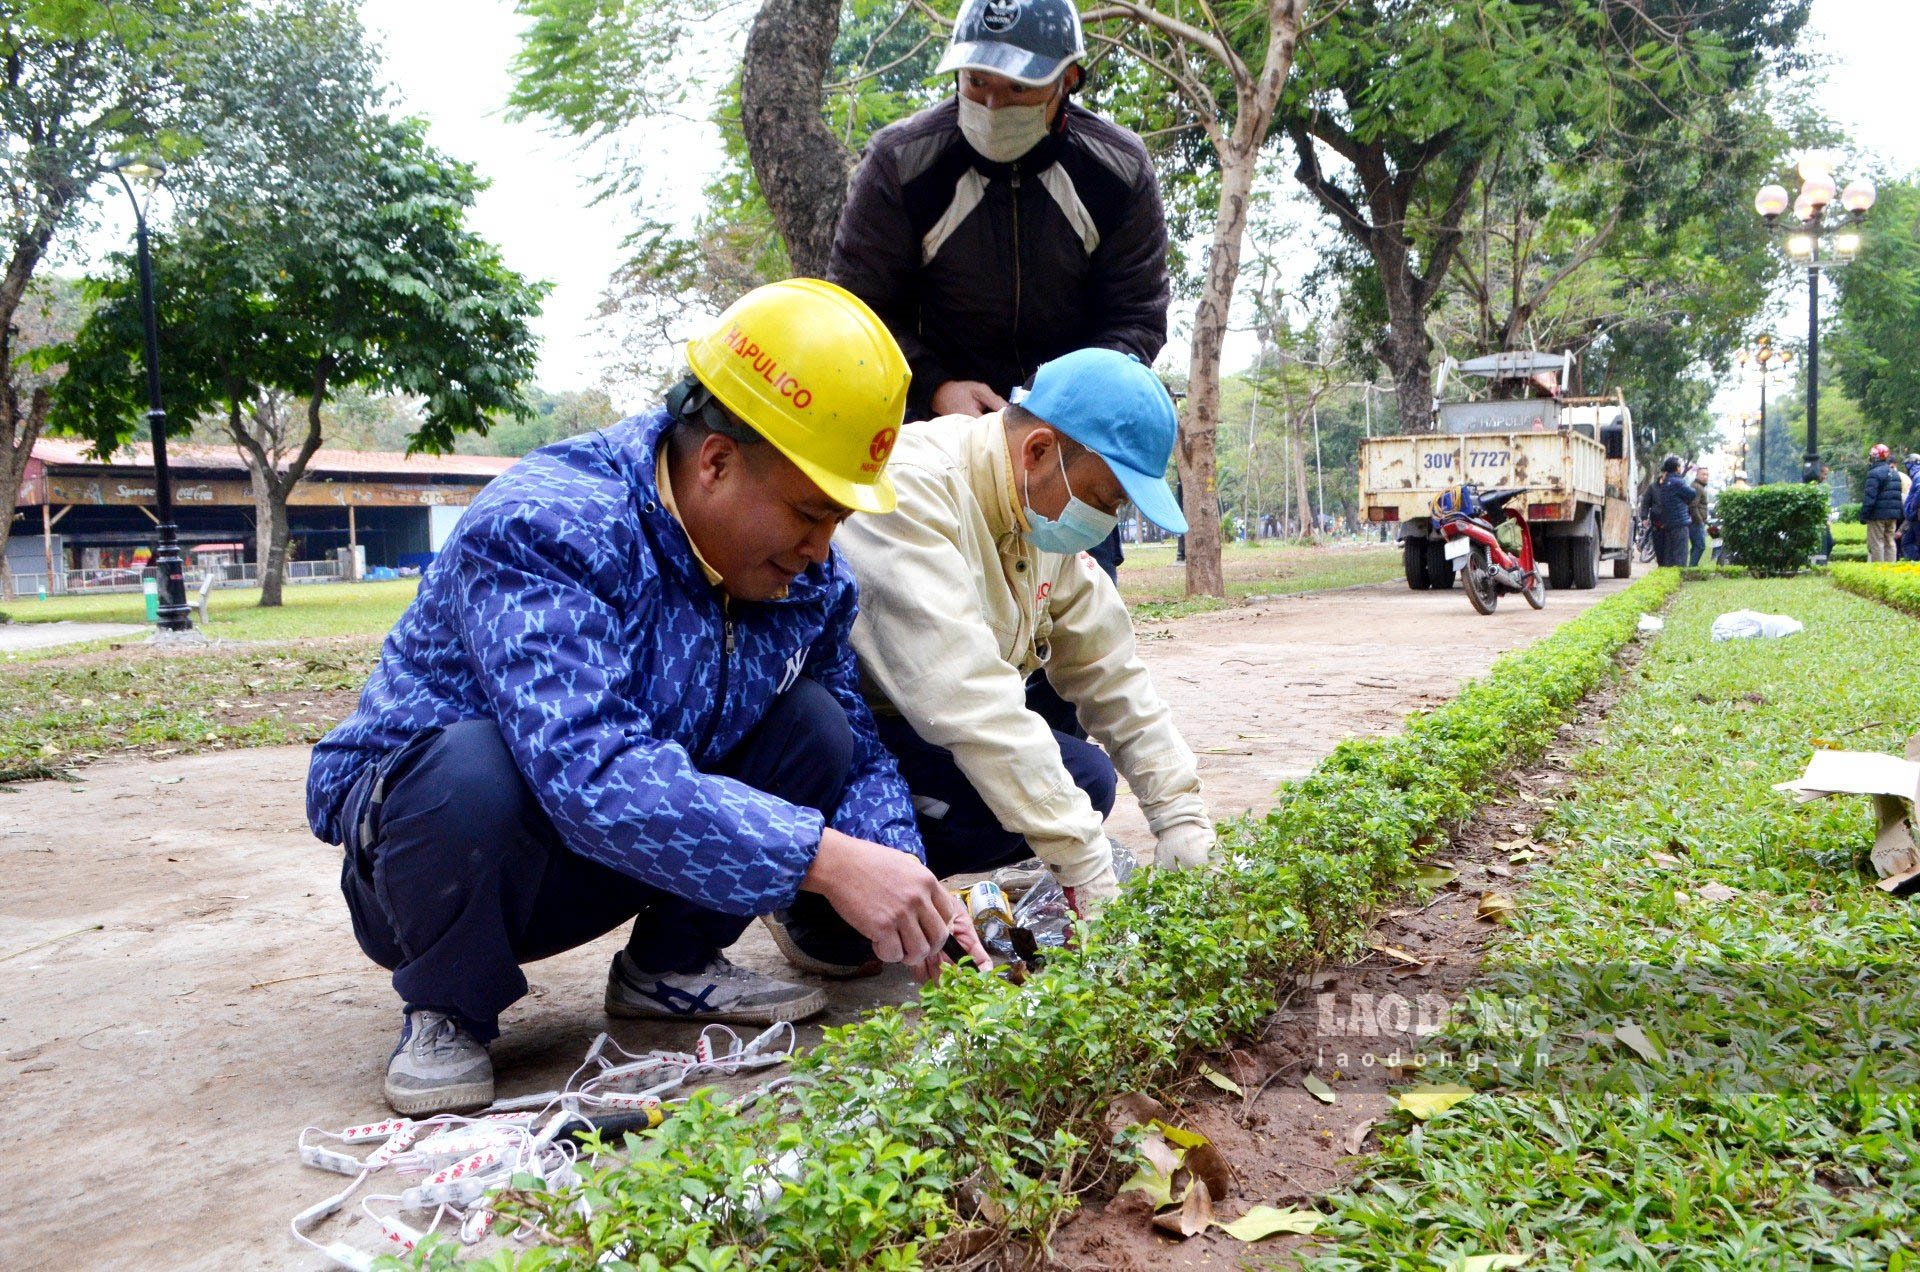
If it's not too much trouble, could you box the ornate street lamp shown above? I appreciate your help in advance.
[1753,154,1875,484]
[1733,336,1792,483]
[103,153,193,633]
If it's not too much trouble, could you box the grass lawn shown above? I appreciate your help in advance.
[1119,539,1401,620]
[0,577,420,642]
[1310,575,1920,1269]
[0,543,1397,779]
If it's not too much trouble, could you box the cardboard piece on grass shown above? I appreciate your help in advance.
[1772,740,1920,881]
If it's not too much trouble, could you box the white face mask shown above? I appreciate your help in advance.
[957,93,1052,163]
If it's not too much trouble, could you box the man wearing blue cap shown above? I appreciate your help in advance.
[760,348,1212,974]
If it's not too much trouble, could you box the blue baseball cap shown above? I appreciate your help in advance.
[1012,348,1187,533]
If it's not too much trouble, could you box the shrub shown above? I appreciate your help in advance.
[1831,562,1920,616]
[1715,484,1828,576]
[466,570,1684,1270]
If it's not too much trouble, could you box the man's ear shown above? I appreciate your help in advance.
[696,433,741,492]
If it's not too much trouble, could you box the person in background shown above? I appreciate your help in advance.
[1861,444,1904,563]
[1688,465,1712,567]
[828,0,1170,587]
[1639,456,1696,568]
[1899,453,1920,562]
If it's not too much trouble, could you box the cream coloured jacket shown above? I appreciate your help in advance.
[835,412,1207,886]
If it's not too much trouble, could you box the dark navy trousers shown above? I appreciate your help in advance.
[779,693,1118,966]
[337,678,854,1042]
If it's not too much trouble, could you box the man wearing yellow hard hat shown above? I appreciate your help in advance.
[308,279,986,1116]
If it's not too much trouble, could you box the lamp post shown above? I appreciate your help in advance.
[1753,154,1875,484]
[1733,336,1792,484]
[104,154,192,633]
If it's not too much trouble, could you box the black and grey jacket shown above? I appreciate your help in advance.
[829,97,1170,420]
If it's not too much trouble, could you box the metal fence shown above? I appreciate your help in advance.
[1,558,344,600]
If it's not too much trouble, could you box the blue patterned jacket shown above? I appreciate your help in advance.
[307,410,924,915]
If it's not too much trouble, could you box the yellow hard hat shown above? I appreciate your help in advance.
[686,278,910,514]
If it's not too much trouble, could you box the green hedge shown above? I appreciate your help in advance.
[447,570,1685,1271]
[1716,484,1828,575]
[1831,562,1920,616]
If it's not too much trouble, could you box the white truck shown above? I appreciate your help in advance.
[1359,352,1638,592]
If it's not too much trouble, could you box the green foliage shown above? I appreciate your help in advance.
[1714,483,1828,575]
[1833,178,1920,439]
[1307,576,1920,1268]
[1831,562,1920,618]
[1286,0,1817,432]
[51,101,547,455]
[432,570,1682,1269]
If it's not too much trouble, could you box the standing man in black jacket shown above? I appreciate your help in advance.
[829,0,1171,582]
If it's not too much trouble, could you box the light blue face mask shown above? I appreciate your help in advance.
[1023,444,1118,555]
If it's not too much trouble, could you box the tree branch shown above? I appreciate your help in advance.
[1082,2,1243,80]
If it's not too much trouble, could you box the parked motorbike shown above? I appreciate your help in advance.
[1431,484,1546,615]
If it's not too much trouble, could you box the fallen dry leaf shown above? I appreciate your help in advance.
[1476,892,1517,922]
[1696,882,1739,903]
[1152,1177,1215,1238]
[1198,1063,1244,1096]
[1393,1086,1471,1120]
[1611,1023,1664,1065]
[1343,1118,1377,1155]
[1486,863,1513,879]
[1303,1073,1337,1105]
[1648,852,1683,868]
[1217,1205,1322,1241]
[1368,942,1425,967]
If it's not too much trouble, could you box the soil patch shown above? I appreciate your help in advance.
[1047,643,1643,1270]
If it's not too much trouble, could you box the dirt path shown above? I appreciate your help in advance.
[0,578,1631,1269]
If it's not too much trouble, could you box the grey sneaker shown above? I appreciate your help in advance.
[759,913,883,980]
[385,1009,494,1116]
[604,950,827,1024]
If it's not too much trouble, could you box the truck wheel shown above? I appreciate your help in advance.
[1404,540,1432,590]
[1568,535,1599,590]
[1612,555,1632,579]
[1425,540,1456,589]
[1539,538,1569,589]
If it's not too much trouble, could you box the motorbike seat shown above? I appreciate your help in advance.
[1477,488,1526,515]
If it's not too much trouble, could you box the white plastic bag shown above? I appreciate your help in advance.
[1637,615,1665,634]
[1710,609,1805,642]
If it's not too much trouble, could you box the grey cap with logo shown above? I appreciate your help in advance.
[935,0,1087,87]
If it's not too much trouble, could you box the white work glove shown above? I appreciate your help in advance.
[1154,822,1216,871]
[1063,863,1121,919]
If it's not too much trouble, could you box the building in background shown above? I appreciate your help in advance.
[8,439,516,594]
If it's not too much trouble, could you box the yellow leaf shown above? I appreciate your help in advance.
[1443,1254,1529,1272]
[1217,1206,1323,1241]
[1476,892,1517,922]
[1393,1085,1472,1121]
[1368,942,1425,967]
[1154,1120,1209,1151]
[1199,1063,1244,1096]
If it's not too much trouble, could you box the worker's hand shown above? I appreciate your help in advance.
[930,379,1010,418]
[909,907,993,984]
[1154,822,1215,871]
[802,829,954,967]
[1063,864,1121,920]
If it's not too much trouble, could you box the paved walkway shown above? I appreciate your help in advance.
[0,621,148,652]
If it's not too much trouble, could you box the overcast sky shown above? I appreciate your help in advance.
[349,1,1920,413]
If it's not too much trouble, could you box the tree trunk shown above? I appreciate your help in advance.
[740,0,852,276]
[260,484,292,608]
[1382,321,1436,435]
[1290,409,1315,542]
[1180,143,1262,597]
